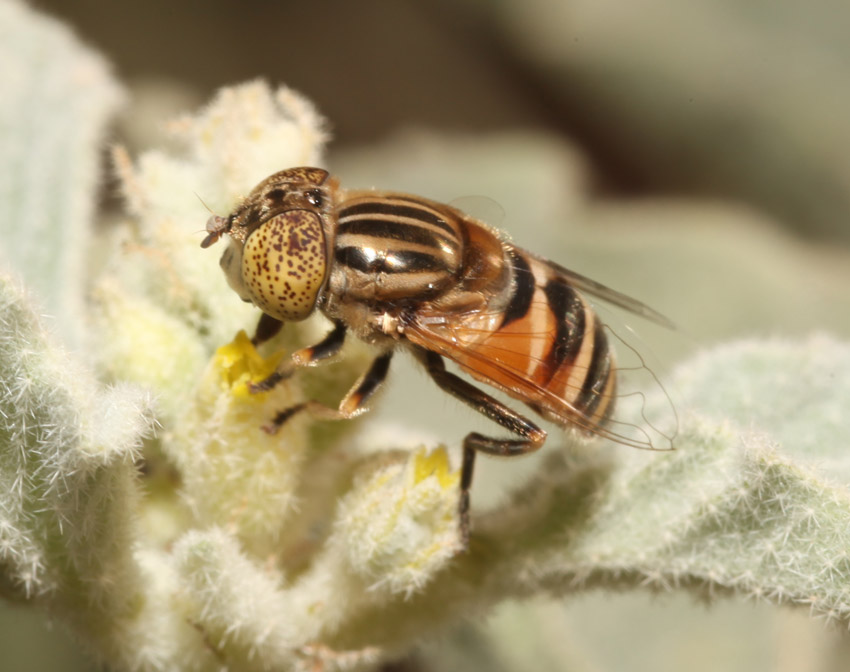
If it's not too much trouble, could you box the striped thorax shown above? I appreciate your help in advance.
[330,194,464,303]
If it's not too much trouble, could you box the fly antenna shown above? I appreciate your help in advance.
[195,192,215,215]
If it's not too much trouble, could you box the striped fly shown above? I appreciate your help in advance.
[202,167,677,546]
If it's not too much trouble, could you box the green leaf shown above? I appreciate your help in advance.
[0,273,151,617]
[0,0,123,348]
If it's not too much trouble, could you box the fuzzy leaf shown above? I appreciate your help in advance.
[0,0,123,348]
[94,81,337,416]
[274,335,850,655]
[0,274,152,636]
[169,332,310,557]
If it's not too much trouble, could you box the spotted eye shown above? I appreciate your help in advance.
[241,210,327,321]
[305,189,324,208]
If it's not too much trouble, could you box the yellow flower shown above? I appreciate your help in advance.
[413,446,459,490]
[213,330,283,397]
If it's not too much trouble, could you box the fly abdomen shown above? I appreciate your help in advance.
[444,248,618,433]
[530,262,617,429]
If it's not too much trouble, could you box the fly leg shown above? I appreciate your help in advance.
[418,349,547,549]
[263,351,393,432]
[250,320,348,392]
[252,312,284,346]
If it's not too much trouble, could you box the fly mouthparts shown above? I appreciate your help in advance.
[201,215,230,248]
[200,231,220,248]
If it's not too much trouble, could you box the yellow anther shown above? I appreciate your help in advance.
[213,330,283,397]
[413,447,459,490]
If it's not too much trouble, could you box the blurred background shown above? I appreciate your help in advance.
[30,0,850,244]
[5,0,850,670]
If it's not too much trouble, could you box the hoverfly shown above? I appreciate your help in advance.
[202,167,676,546]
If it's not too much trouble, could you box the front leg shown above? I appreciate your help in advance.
[252,312,284,346]
[250,320,347,392]
[264,351,393,433]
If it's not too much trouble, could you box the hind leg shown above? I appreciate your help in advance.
[418,349,546,547]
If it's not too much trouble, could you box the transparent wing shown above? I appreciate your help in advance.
[403,256,678,451]
[540,255,676,330]
[448,195,505,230]
[449,196,674,330]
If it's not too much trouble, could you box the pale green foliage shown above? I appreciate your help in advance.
[2,2,850,671]
[0,274,152,645]
[171,332,310,557]
[93,80,332,419]
[335,448,461,597]
[0,0,123,349]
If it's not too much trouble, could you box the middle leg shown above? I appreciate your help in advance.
[263,350,393,433]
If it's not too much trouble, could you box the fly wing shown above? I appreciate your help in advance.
[540,256,676,330]
[403,249,677,451]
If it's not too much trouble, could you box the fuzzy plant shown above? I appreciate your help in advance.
[2,3,850,671]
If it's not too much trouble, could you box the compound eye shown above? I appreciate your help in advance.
[241,210,327,321]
